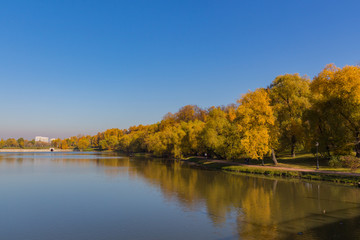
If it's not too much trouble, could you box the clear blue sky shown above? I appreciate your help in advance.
[1,0,360,139]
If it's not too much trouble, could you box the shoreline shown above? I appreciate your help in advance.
[182,157,360,186]
[0,149,74,153]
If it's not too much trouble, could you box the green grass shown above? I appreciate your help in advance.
[229,152,360,173]
[182,157,230,169]
[222,165,360,185]
[223,165,300,177]
[182,153,360,186]
[80,147,99,152]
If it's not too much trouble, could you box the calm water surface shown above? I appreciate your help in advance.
[1,152,360,240]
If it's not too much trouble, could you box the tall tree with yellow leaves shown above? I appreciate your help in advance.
[269,74,310,157]
[77,137,90,150]
[200,107,232,159]
[311,64,360,157]
[236,88,275,165]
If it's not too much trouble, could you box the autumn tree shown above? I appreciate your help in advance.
[60,140,69,149]
[200,107,237,159]
[269,73,311,157]
[223,104,238,122]
[77,137,90,150]
[118,134,132,154]
[180,120,205,156]
[51,138,61,148]
[146,123,185,158]
[90,133,102,149]
[17,138,25,148]
[310,64,360,157]
[5,138,18,148]
[103,128,124,139]
[124,125,150,153]
[67,136,78,148]
[99,135,119,150]
[175,105,207,122]
[236,88,275,165]
[25,139,35,148]
[145,131,167,157]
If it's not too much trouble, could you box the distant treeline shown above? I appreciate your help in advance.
[0,138,51,149]
[6,64,360,162]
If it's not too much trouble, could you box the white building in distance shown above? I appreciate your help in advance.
[35,136,49,143]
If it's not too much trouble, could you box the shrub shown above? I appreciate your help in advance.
[341,155,360,171]
[328,155,344,168]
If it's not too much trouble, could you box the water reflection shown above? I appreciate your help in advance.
[1,152,360,239]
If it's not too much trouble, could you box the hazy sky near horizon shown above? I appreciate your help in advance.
[1,0,360,139]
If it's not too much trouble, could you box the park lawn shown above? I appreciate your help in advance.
[185,153,360,174]
[251,153,360,173]
[183,154,360,185]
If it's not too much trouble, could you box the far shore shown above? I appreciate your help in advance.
[0,149,74,153]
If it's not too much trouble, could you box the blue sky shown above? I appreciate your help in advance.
[1,0,360,139]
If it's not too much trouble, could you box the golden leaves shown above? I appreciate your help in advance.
[236,89,275,160]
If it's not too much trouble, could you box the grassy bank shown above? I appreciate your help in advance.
[184,156,360,186]
[223,165,360,185]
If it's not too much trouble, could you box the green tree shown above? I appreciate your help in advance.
[310,64,360,157]
[99,135,119,150]
[269,73,311,157]
[17,138,25,148]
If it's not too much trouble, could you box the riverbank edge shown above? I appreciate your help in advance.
[182,157,360,186]
[0,149,74,152]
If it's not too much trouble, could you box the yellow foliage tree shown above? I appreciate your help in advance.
[60,140,69,149]
[146,123,186,158]
[237,88,275,164]
[77,137,90,150]
[180,120,205,156]
[311,64,360,156]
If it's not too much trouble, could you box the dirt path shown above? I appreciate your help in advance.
[202,159,360,177]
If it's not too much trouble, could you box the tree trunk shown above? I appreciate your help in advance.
[271,149,278,165]
[326,145,331,157]
[261,158,264,166]
[291,135,296,157]
[355,136,360,158]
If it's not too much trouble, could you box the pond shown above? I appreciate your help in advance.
[0,152,359,239]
